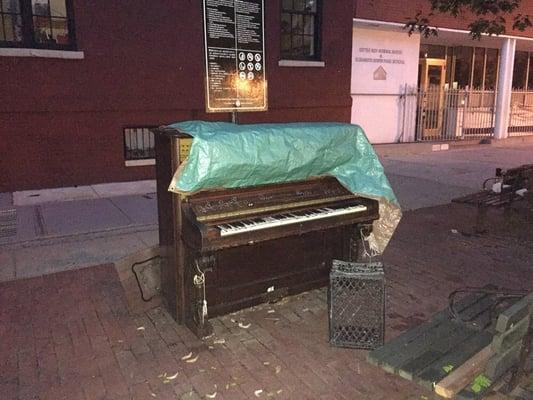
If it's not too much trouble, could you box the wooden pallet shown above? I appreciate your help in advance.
[368,289,529,397]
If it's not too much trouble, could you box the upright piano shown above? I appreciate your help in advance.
[155,126,380,337]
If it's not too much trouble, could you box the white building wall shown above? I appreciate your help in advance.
[351,25,420,143]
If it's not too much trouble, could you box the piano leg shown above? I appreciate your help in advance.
[186,254,214,338]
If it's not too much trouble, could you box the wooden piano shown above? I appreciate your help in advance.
[155,127,379,337]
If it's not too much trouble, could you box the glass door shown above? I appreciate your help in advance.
[419,59,446,137]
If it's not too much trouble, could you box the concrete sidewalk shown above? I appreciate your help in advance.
[0,142,531,282]
[0,181,158,282]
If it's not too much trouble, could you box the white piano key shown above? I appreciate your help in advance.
[217,204,368,237]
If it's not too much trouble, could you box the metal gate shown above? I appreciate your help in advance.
[509,91,533,136]
[414,88,496,141]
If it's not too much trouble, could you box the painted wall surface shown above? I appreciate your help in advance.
[350,26,420,143]
[0,0,354,191]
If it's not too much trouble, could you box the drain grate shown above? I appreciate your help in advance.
[0,208,17,238]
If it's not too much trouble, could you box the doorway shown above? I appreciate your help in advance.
[419,58,446,137]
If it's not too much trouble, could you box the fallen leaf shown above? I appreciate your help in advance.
[185,354,199,363]
[275,366,281,374]
[254,389,263,397]
[150,393,157,398]
[276,389,283,394]
[181,352,193,360]
[167,372,179,380]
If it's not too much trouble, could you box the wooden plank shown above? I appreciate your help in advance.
[414,331,493,390]
[397,324,475,381]
[496,293,533,333]
[368,291,491,366]
[492,316,530,353]
[434,345,493,399]
[385,293,496,374]
[457,295,496,329]
[377,320,464,374]
[485,341,522,381]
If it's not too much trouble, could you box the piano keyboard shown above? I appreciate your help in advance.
[217,204,368,237]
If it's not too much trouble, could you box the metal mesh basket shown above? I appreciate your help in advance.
[329,260,385,349]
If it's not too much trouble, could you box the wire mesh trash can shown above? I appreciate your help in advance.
[329,260,385,349]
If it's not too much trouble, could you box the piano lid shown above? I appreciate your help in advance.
[162,121,401,254]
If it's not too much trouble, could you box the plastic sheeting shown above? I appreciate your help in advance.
[167,121,401,253]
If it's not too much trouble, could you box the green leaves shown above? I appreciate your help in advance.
[405,0,531,38]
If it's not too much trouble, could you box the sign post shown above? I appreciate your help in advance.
[203,0,267,116]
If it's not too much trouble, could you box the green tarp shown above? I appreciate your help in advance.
[167,121,401,253]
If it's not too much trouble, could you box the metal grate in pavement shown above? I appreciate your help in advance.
[0,208,17,238]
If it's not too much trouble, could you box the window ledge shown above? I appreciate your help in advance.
[0,48,84,59]
[278,59,325,68]
[125,159,155,167]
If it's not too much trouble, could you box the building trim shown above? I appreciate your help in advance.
[125,159,155,167]
[353,17,533,42]
[278,59,325,67]
[0,48,85,59]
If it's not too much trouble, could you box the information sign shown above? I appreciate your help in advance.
[203,0,267,112]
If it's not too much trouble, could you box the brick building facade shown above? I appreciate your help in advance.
[2,0,533,191]
[1,1,353,191]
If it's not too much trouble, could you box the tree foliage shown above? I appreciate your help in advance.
[405,0,532,39]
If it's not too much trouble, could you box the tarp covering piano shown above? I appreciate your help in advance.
[167,121,401,254]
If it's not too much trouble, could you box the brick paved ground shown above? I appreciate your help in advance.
[1,203,531,400]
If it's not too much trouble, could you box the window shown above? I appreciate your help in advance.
[513,51,529,89]
[0,0,75,50]
[484,48,498,90]
[124,127,155,163]
[472,47,485,89]
[453,47,473,88]
[281,0,321,60]
[419,44,446,59]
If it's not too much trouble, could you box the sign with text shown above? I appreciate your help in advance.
[203,0,267,113]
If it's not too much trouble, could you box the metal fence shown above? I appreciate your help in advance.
[410,88,533,141]
[412,88,496,141]
[509,91,533,136]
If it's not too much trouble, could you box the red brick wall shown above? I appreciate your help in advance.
[354,0,533,38]
[0,1,353,191]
